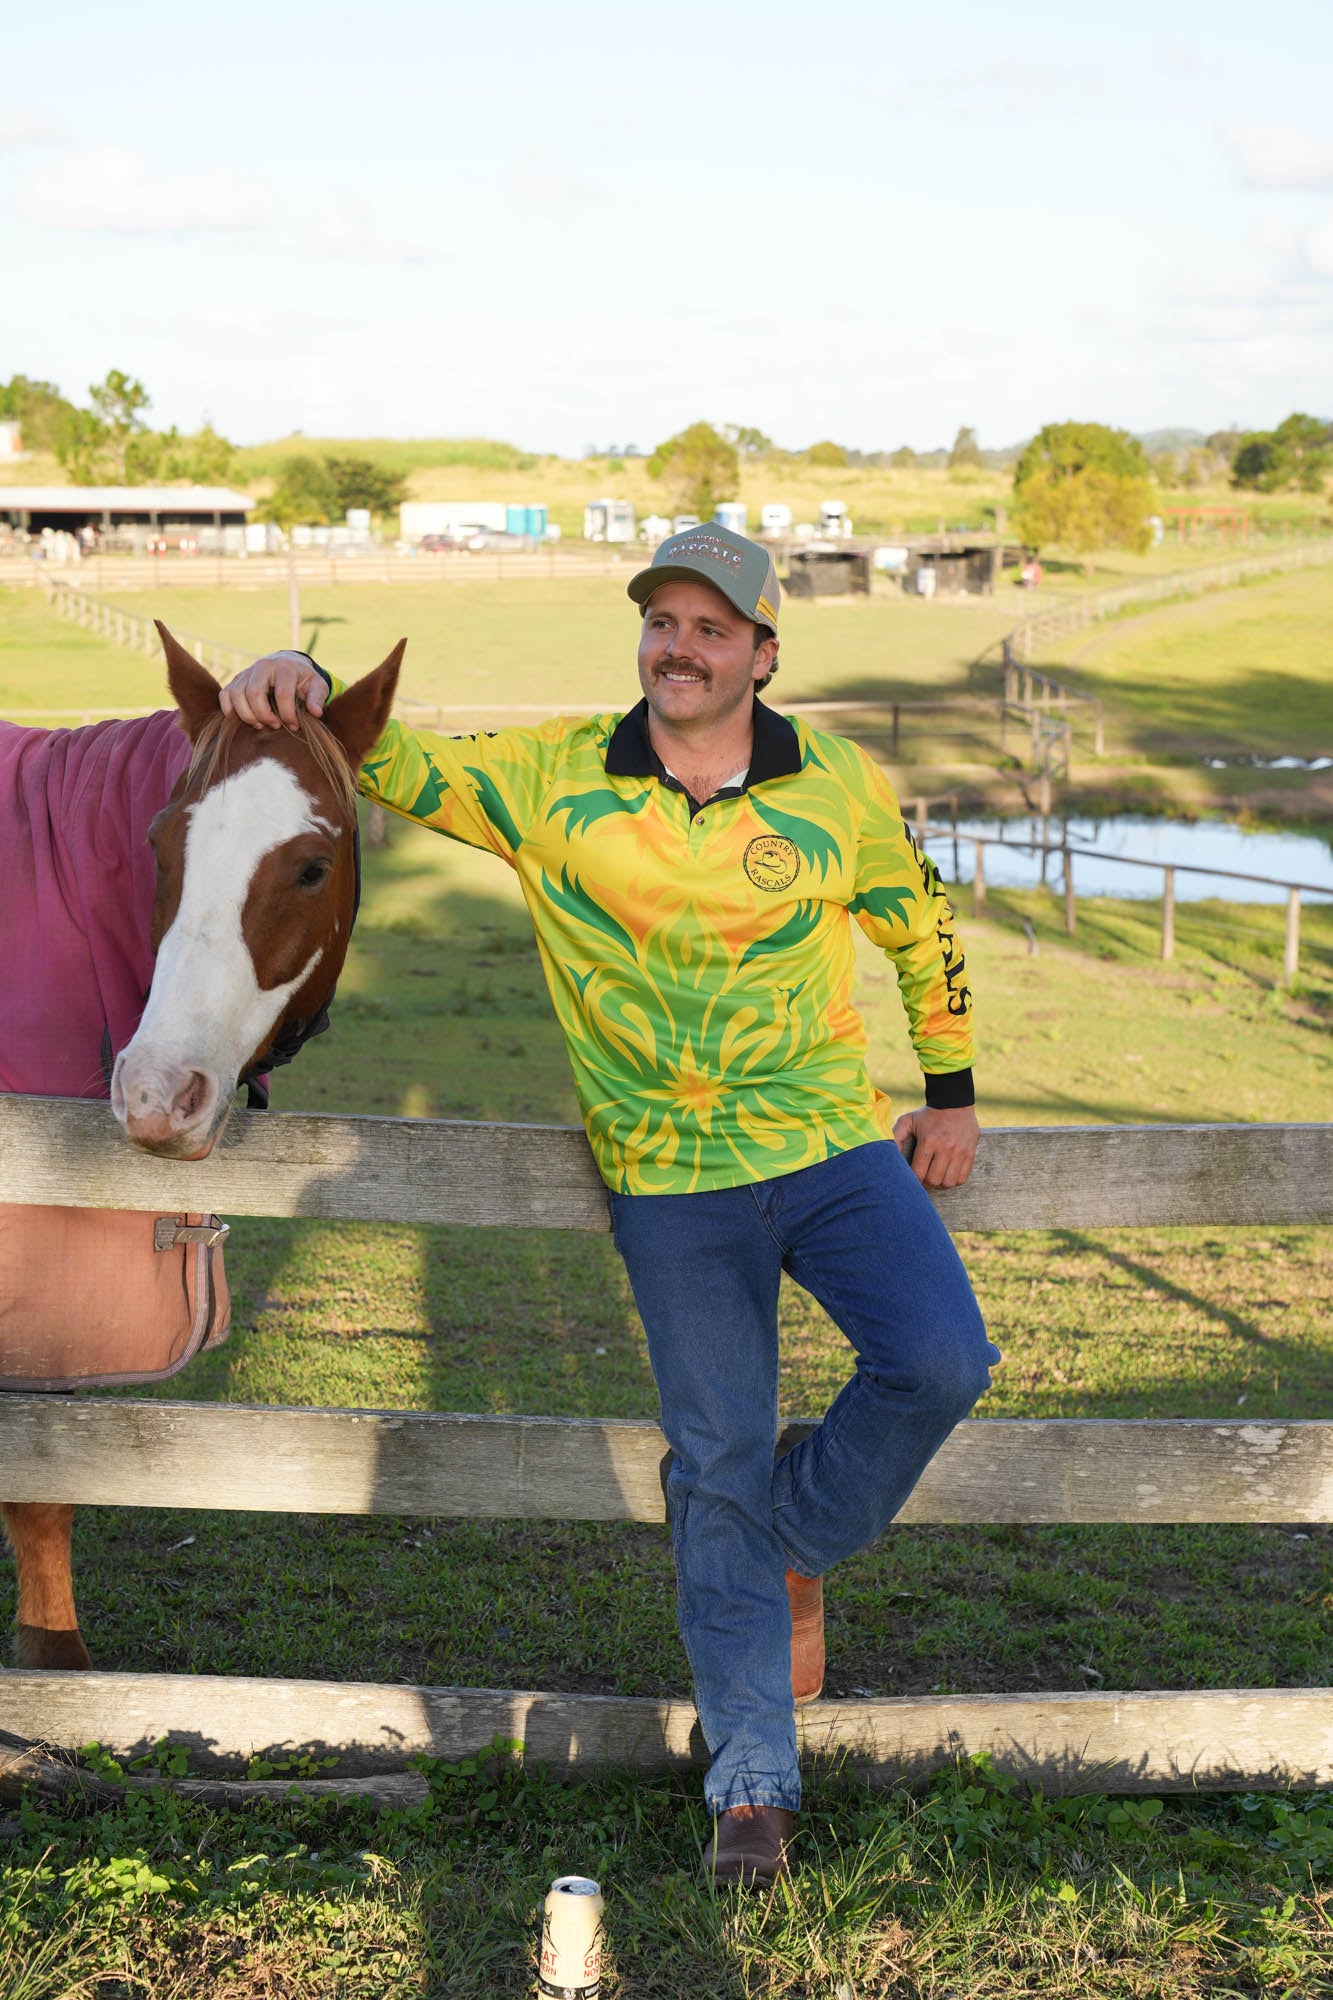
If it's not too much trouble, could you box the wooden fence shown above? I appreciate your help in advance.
[11,547,644,595]
[984,535,1333,782]
[2,1096,1331,1795]
[936,827,1327,984]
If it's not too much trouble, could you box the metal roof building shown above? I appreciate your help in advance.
[0,486,253,532]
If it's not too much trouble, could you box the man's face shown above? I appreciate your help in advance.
[636,578,778,733]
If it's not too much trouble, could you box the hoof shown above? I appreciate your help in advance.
[14,1624,92,1670]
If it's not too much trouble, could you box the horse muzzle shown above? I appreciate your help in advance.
[110,1052,230,1159]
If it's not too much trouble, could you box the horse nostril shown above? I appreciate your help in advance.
[170,1071,213,1128]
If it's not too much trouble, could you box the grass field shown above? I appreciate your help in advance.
[5,547,1332,826]
[2,574,1332,1996]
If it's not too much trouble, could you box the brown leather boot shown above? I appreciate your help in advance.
[787,1568,825,1705]
[702,1804,796,1885]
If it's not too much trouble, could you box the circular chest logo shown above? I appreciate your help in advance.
[743,834,800,892]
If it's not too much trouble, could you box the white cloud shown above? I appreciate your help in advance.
[299,196,432,265]
[17,146,279,233]
[1225,123,1333,191]
[1306,215,1333,278]
[0,116,65,147]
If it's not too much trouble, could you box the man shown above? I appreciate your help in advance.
[221,523,999,1884]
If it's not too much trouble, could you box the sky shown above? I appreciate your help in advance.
[4,0,1332,457]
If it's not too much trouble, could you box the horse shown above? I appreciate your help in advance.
[1,623,402,1669]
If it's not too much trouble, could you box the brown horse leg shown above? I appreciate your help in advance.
[1,1501,92,1668]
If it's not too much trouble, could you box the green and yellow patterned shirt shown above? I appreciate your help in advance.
[344,692,973,1195]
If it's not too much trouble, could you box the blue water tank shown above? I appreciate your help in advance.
[713,501,747,533]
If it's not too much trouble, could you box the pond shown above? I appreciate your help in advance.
[935,814,1333,904]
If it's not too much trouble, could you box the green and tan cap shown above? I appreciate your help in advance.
[628,522,781,635]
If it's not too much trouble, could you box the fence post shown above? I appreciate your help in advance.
[1161,868,1175,961]
[1063,848,1076,935]
[891,703,901,758]
[972,840,986,919]
[1285,889,1301,985]
[1094,701,1104,758]
[914,796,927,844]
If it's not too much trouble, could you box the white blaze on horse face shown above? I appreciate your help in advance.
[113,761,327,1145]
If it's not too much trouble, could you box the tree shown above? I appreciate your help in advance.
[0,374,78,455]
[1011,422,1156,556]
[86,369,152,482]
[647,422,739,520]
[722,424,772,459]
[803,439,847,468]
[1231,412,1331,493]
[888,445,917,468]
[257,455,338,528]
[948,425,982,470]
[324,455,408,517]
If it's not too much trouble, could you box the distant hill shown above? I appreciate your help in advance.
[1136,428,1208,454]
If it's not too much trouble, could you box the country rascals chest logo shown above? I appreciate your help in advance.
[743,834,800,891]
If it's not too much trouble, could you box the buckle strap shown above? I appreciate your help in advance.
[153,1218,230,1252]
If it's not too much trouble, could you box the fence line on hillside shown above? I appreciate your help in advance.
[40,577,251,680]
[981,536,1333,784]
[2,1094,1332,1795]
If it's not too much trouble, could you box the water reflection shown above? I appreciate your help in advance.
[940,815,1333,903]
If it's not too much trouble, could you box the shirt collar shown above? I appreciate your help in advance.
[605,696,802,788]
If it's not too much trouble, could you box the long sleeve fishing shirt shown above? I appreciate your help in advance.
[322,682,974,1196]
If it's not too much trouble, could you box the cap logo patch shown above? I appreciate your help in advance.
[744,834,800,891]
[669,534,743,569]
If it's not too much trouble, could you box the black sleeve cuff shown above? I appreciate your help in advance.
[924,1067,975,1109]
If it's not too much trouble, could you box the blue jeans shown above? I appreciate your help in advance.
[608,1139,999,1813]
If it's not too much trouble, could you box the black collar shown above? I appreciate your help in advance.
[605,696,802,789]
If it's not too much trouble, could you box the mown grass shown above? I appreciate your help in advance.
[1036,566,1333,765]
[6,536,1332,827]
[2,579,1332,1996]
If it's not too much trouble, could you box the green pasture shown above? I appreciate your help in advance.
[1035,565,1333,763]
[3,576,1333,1996]
[8,550,1333,828]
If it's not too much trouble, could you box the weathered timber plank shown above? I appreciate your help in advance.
[3,1401,1330,1522]
[0,1738,428,1810]
[3,1671,1329,1793]
[2,1096,1331,1230]
[0,1097,608,1231]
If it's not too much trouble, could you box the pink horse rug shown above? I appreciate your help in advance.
[0,712,230,1388]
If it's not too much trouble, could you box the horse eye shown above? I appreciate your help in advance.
[297,858,331,890]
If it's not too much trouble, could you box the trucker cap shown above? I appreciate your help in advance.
[627,522,780,635]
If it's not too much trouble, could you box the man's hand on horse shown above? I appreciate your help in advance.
[220,653,326,733]
[893,1104,979,1190]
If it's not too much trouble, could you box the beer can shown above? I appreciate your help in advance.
[537,1874,604,1999]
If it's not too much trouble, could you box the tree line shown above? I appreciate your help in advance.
[4,368,1327,557]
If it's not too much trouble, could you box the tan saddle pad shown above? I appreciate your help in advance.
[0,1204,230,1391]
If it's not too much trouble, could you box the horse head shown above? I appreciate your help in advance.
[110,624,403,1158]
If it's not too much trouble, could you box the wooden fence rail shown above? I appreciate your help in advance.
[2,1097,1331,1794]
[985,535,1333,777]
[935,828,1329,983]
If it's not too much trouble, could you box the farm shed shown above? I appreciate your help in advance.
[907,539,1000,596]
[0,485,253,554]
[785,548,873,598]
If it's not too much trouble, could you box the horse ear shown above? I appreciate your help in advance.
[322,639,405,770]
[155,621,222,740]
